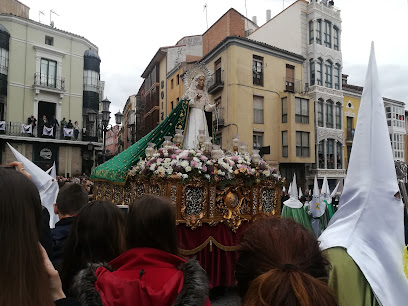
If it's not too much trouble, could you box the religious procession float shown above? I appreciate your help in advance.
[91,64,283,287]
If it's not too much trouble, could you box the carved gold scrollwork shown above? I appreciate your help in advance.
[181,177,207,230]
[259,180,278,215]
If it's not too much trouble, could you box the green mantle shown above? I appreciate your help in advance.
[90,99,189,184]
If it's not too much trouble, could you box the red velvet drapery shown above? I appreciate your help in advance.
[177,222,249,287]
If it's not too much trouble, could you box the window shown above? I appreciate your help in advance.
[324,20,332,48]
[334,64,340,89]
[316,59,323,85]
[335,103,341,129]
[282,131,288,157]
[253,96,264,124]
[316,19,322,45]
[281,98,288,123]
[83,70,99,92]
[325,61,332,88]
[0,48,9,75]
[215,58,222,84]
[326,101,333,128]
[296,132,310,157]
[327,139,335,169]
[177,97,179,103]
[253,133,263,150]
[309,20,314,44]
[347,145,352,165]
[333,26,339,50]
[336,142,342,169]
[171,79,174,89]
[317,99,324,127]
[171,101,174,110]
[318,142,325,168]
[177,74,180,85]
[40,58,57,88]
[286,64,295,92]
[253,55,263,86]
[45,36,54,46]
[295,98,309,124]
[310,60,315,86]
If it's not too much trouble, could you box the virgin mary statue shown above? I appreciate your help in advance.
[182,73,217,149]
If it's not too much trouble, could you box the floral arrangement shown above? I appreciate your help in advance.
[129,146,280,186]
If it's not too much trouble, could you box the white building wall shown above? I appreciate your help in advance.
[248,1,305,55]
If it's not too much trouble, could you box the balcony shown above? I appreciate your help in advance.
[346,129,354,142]
[0,120,89,142]
[284,77,301,93]
[34,73,65,91]
[208,69,224,94]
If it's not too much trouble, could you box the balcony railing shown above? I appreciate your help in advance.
[284,77,301,93]
[208,69,224,94]
[34,73,65,91]
[0,121,86,141]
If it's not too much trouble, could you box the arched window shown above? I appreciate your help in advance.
[327,139,335,169]
[316,58,323,85]
[326,100,333,128]
[316,19,322,45]
[333,26,339,50]
[335,102,342,129]
[324,20,332,48]
[310,59,315,85]
[325,60,333,88]
[336,142,342,169]
[318,141,325,169]
[317,99,324,127]
[309,20,314,44]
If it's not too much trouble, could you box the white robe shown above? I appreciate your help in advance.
[183,88,216,149]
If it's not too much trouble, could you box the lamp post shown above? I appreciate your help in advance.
[100,98,123,163]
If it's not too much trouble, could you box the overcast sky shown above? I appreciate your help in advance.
[23,0,408,119]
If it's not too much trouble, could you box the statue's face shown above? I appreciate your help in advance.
[198,76,205,87]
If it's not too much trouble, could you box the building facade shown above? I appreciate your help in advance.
[249,0,344,189]
[342,74,406,166]
[0,2,103,176]
[123,94,136,150]
[202,36,315,189]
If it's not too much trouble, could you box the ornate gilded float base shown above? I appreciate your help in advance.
[94,177,281,232]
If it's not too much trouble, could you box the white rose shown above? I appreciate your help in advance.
[193,157,200,162]
[149,164,156,171]
[182,174,188,179]
[185,166,192,172]
[181,160,189,168]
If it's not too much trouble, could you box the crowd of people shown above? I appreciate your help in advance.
[27,115,80,140]
[1,162,344,306]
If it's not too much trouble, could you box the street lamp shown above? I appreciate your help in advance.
[100,98,123,163]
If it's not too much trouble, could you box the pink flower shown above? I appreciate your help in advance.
[200,155,208,161]
[171,154,177,159]
[157,158,163,163]
[231,156,239,161]
[202,165,207,172]
[191,161,197,168]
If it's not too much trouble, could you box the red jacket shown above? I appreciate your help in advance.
[94,248,210,306]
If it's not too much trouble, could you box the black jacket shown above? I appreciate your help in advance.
[51,217,75,267]
[41,207,54,261]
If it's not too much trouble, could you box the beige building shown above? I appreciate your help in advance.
[123,94,136,150]
[202,36,315,188]
[0,1,103,176]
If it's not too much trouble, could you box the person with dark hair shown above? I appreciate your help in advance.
[0,164,79,305]
[60,201,126,296]
[235,216,337,306]
[72,195,210,306]
[51,183,89,267]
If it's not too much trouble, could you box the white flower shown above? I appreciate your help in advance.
[205,174,211,180]
[166,168,173,175]
[185,166,192,172]
[157,166,166,176]
[182,174,188,179]
[263,170,271,177]
[193,157,200,162]
[165,158,171,163]
[149,164,156,171]
[181,160,189,168]
[177,172,182,177]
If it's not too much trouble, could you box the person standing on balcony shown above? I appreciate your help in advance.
[65,120,74,140]
[39,115,48,138]
[27,115,37,137]
[51,115,59,139]
[74,121,79,140]
[61,118,67,139]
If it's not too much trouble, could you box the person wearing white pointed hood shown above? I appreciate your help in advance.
[281,174,313,233]
[305,176,327,237]
[7,143,59,228]
[319,43,408,306]
[320,176,334,222]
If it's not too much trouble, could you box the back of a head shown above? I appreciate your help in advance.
[0,167,53,306]
[56,183,88,215]
[126,195,178,255]
[61,200,125,291]
[236,217,337,306]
